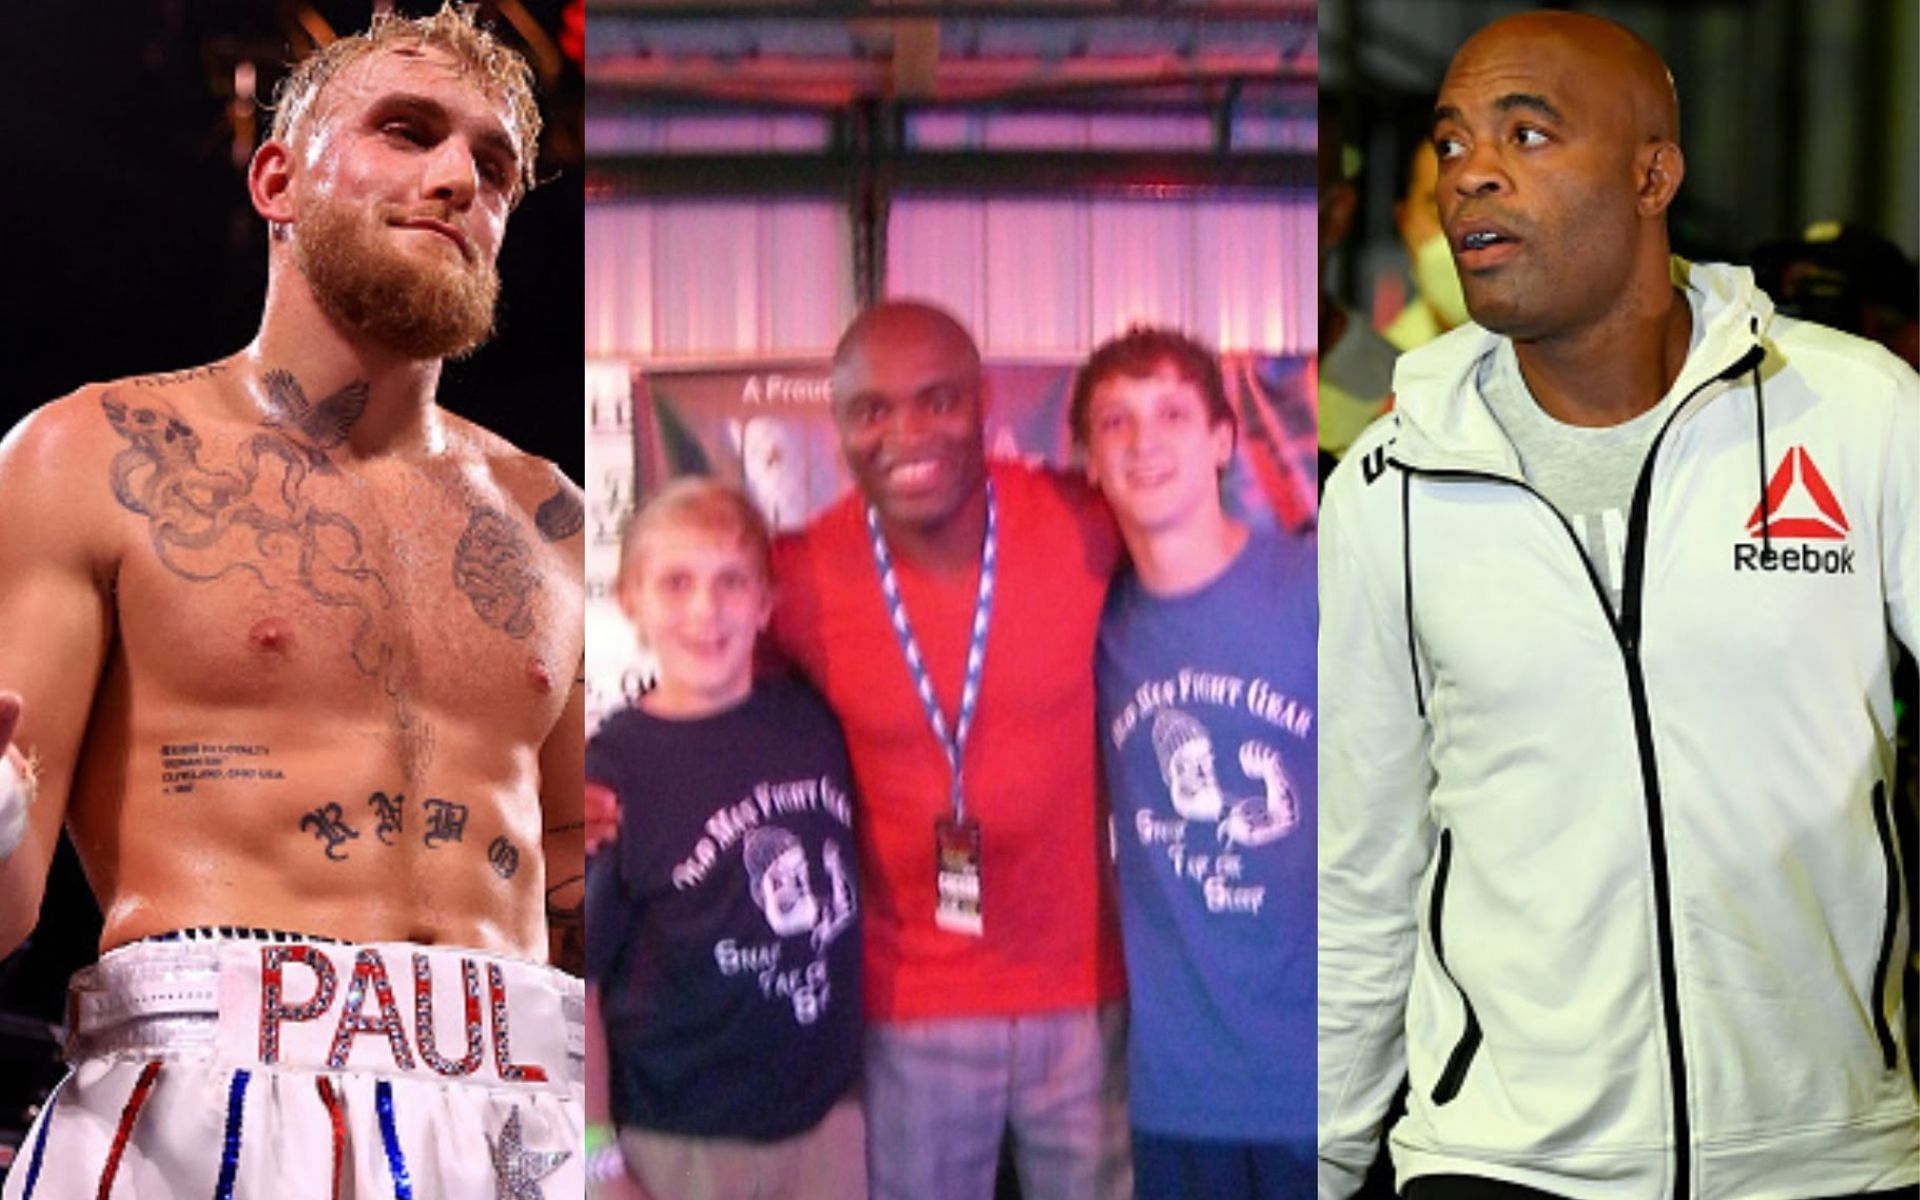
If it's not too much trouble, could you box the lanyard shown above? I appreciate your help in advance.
[864,481,997,824]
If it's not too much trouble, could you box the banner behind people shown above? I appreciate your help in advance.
[583,354,1313,726]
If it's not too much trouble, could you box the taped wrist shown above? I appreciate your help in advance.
[0,755,30,860]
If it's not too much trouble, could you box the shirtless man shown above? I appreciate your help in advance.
[0,8,585,1197]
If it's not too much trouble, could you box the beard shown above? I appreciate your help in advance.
[292,197,500,361]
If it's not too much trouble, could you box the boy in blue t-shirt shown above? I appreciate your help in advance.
[1072,328,1317,1199]
[585,477,864,1200]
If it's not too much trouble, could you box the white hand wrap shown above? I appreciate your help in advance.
[0,754,29,861]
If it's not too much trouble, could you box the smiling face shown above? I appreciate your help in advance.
[831,307,988,537]
[1084,362,1234,540]
[620,523,771,718]
[1167,738,1224,822]
[758,845,820,936]
[283,45,522,359]
[1431,13,1681,340]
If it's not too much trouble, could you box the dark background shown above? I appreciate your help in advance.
[0,0,583,1172]
[1320,0,1918,343]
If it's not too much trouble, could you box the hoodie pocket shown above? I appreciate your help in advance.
[1870,781,1901,1072]
[1430,828,1483,1105]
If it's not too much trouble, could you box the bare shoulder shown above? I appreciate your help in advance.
[1,359,261,567]
[439,412,584,549]
[3,383,125,470]
[8,358,246,456]
[0,385,142,557]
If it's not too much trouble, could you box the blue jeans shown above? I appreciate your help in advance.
[864,1004,1131,1200]
[1132,1130,1313,1200]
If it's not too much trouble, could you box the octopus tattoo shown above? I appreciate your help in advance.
[101,388,394,680]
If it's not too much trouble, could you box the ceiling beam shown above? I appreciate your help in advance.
[586,148,1311,197]
[587,53,1313,105]
[587,2,1315,22]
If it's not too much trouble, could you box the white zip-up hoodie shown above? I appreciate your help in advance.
[1318,261,1919,1199]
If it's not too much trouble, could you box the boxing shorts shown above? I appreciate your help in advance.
[3,929,584,1199]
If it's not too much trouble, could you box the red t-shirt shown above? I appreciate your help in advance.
[772,462,1129,1021]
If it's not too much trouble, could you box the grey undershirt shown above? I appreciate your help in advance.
[1476,289,1704,615]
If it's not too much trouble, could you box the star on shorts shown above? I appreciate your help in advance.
[489,1106,571,1199]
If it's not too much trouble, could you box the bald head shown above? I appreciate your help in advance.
[829,299,989,540]
[1448,11,1678,147]
[1429,10,1685,342]
[833,300,981,377]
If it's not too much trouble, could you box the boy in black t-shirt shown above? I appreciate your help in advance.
[585,477,864,1199]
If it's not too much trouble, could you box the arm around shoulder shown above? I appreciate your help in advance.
[0,394,121,957]
[1033,463,1123,577]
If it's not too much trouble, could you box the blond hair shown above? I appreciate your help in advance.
[271,2,541,201]
[619,477,774,591]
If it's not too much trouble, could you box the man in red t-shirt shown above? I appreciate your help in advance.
[772,301,1131,1200]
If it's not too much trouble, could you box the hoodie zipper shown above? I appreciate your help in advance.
[1870,781,1901,1070]
[1387,344,1763,1200]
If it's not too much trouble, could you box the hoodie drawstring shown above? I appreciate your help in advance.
[1751,316,1771,554]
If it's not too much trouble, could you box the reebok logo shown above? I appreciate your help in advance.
[1733,446,1855,574]
[1746,446,1848,539]
[1734,542,1855,573]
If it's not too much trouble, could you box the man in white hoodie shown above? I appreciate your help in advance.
[1319,10,1918,1200]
